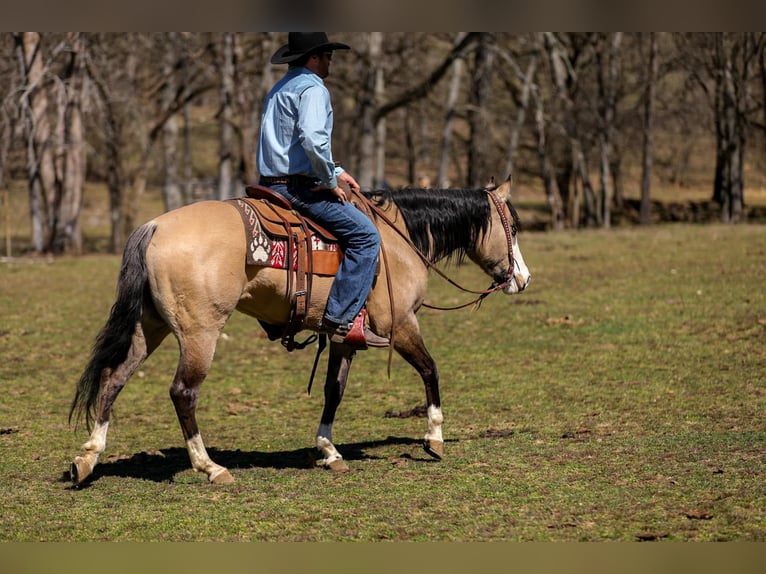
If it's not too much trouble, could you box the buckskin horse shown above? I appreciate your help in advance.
[68,176,531,485]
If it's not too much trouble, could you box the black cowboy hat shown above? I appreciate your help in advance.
[271,32,351,65]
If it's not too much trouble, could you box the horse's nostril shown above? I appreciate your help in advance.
[516,274,531,291]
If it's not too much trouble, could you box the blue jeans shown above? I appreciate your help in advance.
[265,183,380,326]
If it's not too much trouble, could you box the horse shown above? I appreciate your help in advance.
[68,176,531,485]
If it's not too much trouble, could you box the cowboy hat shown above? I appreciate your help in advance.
[271,32,351,65]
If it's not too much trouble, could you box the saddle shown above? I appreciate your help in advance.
[240,184,346,350]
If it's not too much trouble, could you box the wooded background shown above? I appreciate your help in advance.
[2,32,765,255]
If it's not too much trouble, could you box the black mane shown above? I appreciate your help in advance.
[367,187,502,263]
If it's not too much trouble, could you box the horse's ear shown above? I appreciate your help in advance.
[485,176,497,191]
[493,174,513,200]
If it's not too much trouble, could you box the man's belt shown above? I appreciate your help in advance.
[259,175,320,187]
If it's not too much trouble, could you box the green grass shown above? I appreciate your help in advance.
[1,223,764,541]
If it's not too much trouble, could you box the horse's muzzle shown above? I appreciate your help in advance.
[503,270,531,294]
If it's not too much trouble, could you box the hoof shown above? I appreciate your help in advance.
[327,459,350,473]
[71,457,92,486]
[423,439,443,460]
[210,469,235,484]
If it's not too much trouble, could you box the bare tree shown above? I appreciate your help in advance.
[677,32,765,223]
[235,33,274,186]
[497,36,540,182]
[640,32,659,225]
[363,33,480,187]
[467,33,495,188]
[357,32,384,189]
[15,32,59,253]
[1,35,20,256]
[162,33,184,211]
[437,33,468,188]
[51,32,88,254]
[216,32,236,200]
[86,34,126,252]
[595,32,622,229]
[532,80,565,230]
[543,32,600,227]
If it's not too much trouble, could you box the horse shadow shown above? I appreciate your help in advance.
[61,435,455,488]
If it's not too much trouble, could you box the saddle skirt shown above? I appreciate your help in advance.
[229,185,342,276]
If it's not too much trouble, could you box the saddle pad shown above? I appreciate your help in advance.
[229,198,341,275]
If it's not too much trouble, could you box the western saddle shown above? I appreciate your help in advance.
[244,184,344,351]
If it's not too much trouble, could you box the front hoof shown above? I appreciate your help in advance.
[71,457,92,486]
[327,459,350,473]
[210,469,235,484]
[423,439,443,460]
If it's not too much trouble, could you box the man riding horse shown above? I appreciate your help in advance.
[257,32,388,350]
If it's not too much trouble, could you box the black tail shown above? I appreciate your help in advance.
[69,222,157,430]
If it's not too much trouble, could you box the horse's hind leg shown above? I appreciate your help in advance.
[316,343,355,472]
[170,329,234,484]
[72,320,168,485]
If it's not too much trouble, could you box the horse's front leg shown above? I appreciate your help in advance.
[316,343,355,472]
[394,329,443,460]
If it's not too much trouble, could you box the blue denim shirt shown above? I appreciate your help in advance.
[257,67,344,189]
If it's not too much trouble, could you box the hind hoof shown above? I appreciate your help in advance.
[327,459,350,473]
[210,469,235,484]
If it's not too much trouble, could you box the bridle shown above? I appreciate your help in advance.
[359,186,518,311]
[485,188,517,291]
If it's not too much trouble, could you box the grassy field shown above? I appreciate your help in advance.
[1,215,764,541]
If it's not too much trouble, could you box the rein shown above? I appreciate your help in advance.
[357,187,517,311]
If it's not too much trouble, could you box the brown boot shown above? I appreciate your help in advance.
[323,310,389,350]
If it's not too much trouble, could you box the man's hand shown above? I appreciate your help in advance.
[311,171,361,203]
[325,171,360,204]
[338,171,360,193]
[328,185,347,204]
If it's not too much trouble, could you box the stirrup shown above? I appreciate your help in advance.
[325,310,389,350]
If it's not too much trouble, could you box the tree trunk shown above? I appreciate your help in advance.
[374,89,387,188]
[437,33,466,188]
[104,106,123,253]
[89,60,124,253]
[217,32,235,200]
[532,83,565,230]
[162,33,184,211]
[404,108,416,185]
[237,33,274,186]
[16,32,57,253]
[503,44,539,181]
[762,46,766,143]
[467,33,494,188]
[357,32,383,189]
[711,33,758,223]
[573,142,596,227]
[596,32,621,229]
[53,33,87,254]
[544,32,594,228]
[640,33,658,225]
[1,96,13,256]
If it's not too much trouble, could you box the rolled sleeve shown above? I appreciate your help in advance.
[298,85,337,188]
